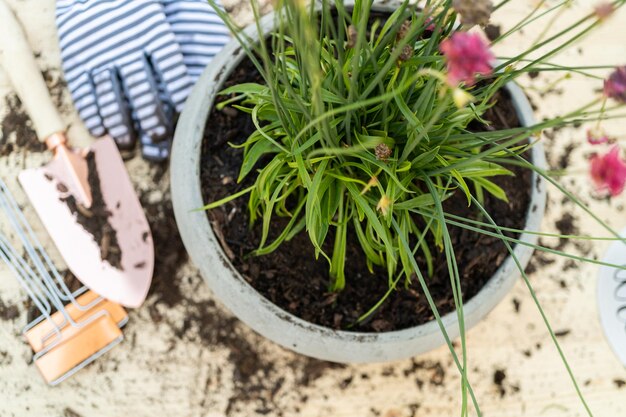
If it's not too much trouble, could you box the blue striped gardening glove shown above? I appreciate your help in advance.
[160,0,231,81]
[56,0,230,161]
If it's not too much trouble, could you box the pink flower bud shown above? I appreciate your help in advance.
[586,127,609,145]
[425,17,436,31]
[440,32,494,86]
[604,66,626,103]
[375,143,392,161]
[590,146,626,196]
[594,2,615,20]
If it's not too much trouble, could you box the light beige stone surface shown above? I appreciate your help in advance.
[0,1,625,416]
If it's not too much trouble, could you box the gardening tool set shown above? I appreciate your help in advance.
[0,0,156,384]
[0,179,128,384]
[0,0,230,385]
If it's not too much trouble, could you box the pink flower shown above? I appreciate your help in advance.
[586,127,609,145]
[604,66,626,103]
[425,17,436,31]
[594,2,615,20]
[440,32,494,86]
[590,146,626,196]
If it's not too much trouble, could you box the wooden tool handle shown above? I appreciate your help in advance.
[0,0,65,141]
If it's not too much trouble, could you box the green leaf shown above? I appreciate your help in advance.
[472,177,509,202]
[320,88,346,104]
[220,82,269,96]
[345,182,397,279]
[330,195,348,291]
[411,146,440,167]
[239,139,280,182]
[305,159,331,254]
[394,193,436,210]
[197,185,254,211]
[353,217,383,266]
[254,199,306,256]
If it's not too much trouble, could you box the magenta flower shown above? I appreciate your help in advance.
[590,146,626,196]
[440,32,494,86]
[604,66,626,103]
[586,127,609,145]
[425,16,436,31]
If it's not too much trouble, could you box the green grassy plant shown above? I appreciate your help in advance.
[204,0,626,415]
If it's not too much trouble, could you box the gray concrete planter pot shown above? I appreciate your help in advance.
[171,4,547,363]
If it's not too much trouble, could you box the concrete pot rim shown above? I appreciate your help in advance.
[171,4,547,363]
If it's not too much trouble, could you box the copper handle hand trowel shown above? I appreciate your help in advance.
[0,0,154,308]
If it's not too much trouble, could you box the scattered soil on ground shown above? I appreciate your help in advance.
[492,367,521,398]
[0,297,19,321]
[140,167,339,415]
[554,212,578,250]
[59,152,122,269]
[524,247,555,275]
[0,69,67,156]
[200,56,533,332]
[141,185,187,309]
[1,94,43,155]
[484,24,501,41]
[141,175,283,414]
[299,359,346,386]
[42,69,69,112]
[494,369,507,397]
[512,297,521,313]
[403,359,447,389]
[554,329,571,337]
[63,407,83,417]
[557,142,576,170]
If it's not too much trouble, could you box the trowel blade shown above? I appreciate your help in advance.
[18,136,154,308]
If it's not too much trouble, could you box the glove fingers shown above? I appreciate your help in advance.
[161,0,230,83]
[119,55,171,145]
[140,134,171,162]
[69,72,106,138]
[147,43,194,113]
[91,67,137,149]
[58,1,174,92]
[57,0,178,146]
[56,0,192,160]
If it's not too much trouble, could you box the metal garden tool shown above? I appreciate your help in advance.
[0,179,128,385]
[0,0,153,307]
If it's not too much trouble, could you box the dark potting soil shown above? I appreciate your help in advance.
[200,58,533,332]
[59,152,123,269]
